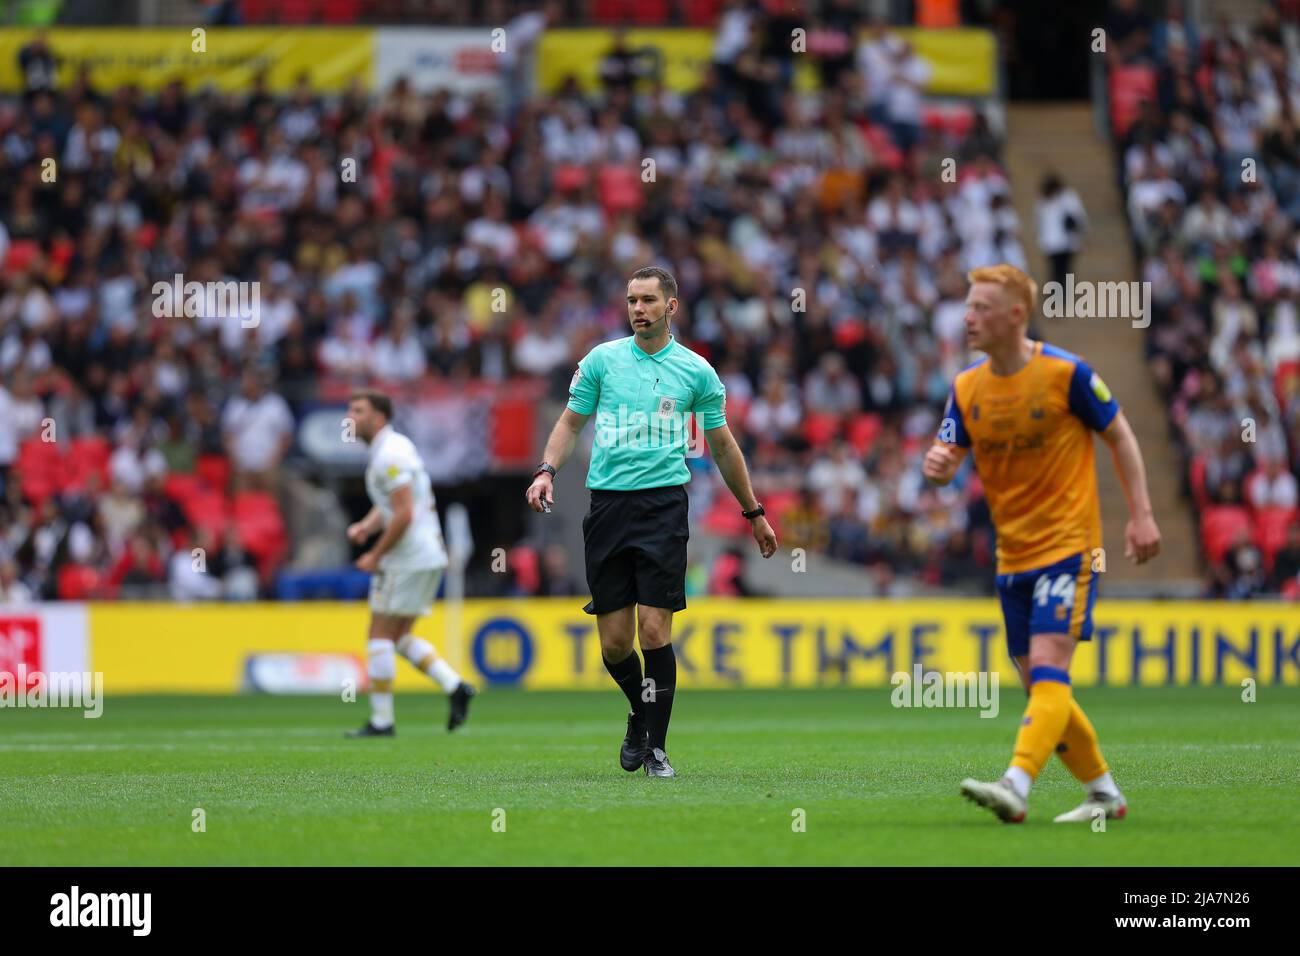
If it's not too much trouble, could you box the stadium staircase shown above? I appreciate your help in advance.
[1002,102,1200,594]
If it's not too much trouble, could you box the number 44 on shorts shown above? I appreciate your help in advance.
[1032,573,1076,608]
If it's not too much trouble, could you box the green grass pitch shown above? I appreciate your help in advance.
[2,687,1296,865]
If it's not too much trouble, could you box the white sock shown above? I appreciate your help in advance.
[396,634,462,693]
[368,638,396,729]
[1003,766,1032,800]
[429,659,462,694]
[1085,771,1120,798]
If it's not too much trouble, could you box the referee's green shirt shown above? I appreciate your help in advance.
[566,335,727,491]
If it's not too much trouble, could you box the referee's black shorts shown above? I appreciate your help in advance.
[582,484,688,615]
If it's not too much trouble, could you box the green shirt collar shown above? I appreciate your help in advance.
[631,334,677,363]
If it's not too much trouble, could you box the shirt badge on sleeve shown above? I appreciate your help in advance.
[1089,372,1112,403]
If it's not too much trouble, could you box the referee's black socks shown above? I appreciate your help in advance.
[603,648,644,717]
[641,644,676,750]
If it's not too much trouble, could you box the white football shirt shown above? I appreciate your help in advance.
[364,424,449,571]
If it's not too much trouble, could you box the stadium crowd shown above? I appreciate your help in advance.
[0,4,1009,602]
[1110,2,1300,598]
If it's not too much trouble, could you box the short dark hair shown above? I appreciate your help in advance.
[349,389,393,421]
[628,266,677,301]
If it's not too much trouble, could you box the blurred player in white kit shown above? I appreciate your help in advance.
[343,390,475,737]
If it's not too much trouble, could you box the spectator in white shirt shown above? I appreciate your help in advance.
[0,558,33,604]
[746,374,802,445]
[108,426,168,496]
[804,352,863,416]
[222,369,295,493]
[1245,456,1299,510]
[1036,174,1088,288]
[369,302,427,382]
[883,40,931,156]
[808,441,868,514]
[513,307,570,378]
[6,371,44,446]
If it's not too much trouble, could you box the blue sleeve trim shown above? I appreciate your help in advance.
[940,388,971,448]
[1067,360,1119,432]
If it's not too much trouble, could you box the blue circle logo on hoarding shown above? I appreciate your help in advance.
[471,618,533,685]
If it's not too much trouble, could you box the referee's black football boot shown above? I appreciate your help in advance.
[448,682,476,731]
[345,722,395,738]
[620,711,649,771]
[643,747,676,778]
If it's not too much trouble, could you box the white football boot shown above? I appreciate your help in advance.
[960,776,1028,823]
[1053,791,1127,823]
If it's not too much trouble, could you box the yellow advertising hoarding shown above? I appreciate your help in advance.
[536,27,995,97]
[0,28,373,94]
[89,599,1300,693]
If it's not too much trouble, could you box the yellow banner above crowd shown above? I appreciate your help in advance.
[0,28,373,94]
[536,27,995,97]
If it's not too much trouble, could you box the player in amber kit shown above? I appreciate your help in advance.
[923,265,1162,823]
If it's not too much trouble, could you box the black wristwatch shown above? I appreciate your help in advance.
[741,503,765,520]
[533,462,557,479]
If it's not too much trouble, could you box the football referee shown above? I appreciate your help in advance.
[526,266,778,778]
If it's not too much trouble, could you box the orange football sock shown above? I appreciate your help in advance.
[1010,667,1073,780]
[1054,698,1109,783]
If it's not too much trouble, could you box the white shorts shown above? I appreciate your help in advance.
[368,568,443,617]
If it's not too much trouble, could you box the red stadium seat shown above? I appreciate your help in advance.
[67,436,111,488]
[1188,455,1209,510]
[57,564,109,600]
[762,489,800,537]
[1275,360,1300,409]
[921,104,975,139]
[1108,64,1157,138]
[3,239,41,276]
[70,435,110,468]
[196,454,231,493]
[18,435,61,470]
[240,0,275,22]
[802,413,841,449]
[508,546,540,594]
[490,397,535,467]
[185,491,230,537]
[17,437,64,504]
[681,0,722,26]
[703,496,750,536]
[320,0,361,23]
[1255,507,1298,570]
[233,491,288,573]
[279,0,316,24]
[552,164,589,193]
[861,123,904,171]
[591,0,618,21]
[633,0,670,23]
[163,473,203,507]
[597,164,645,215]
[726,397,751,431]
[1200,505,1253,565]
[847,413,883,455]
